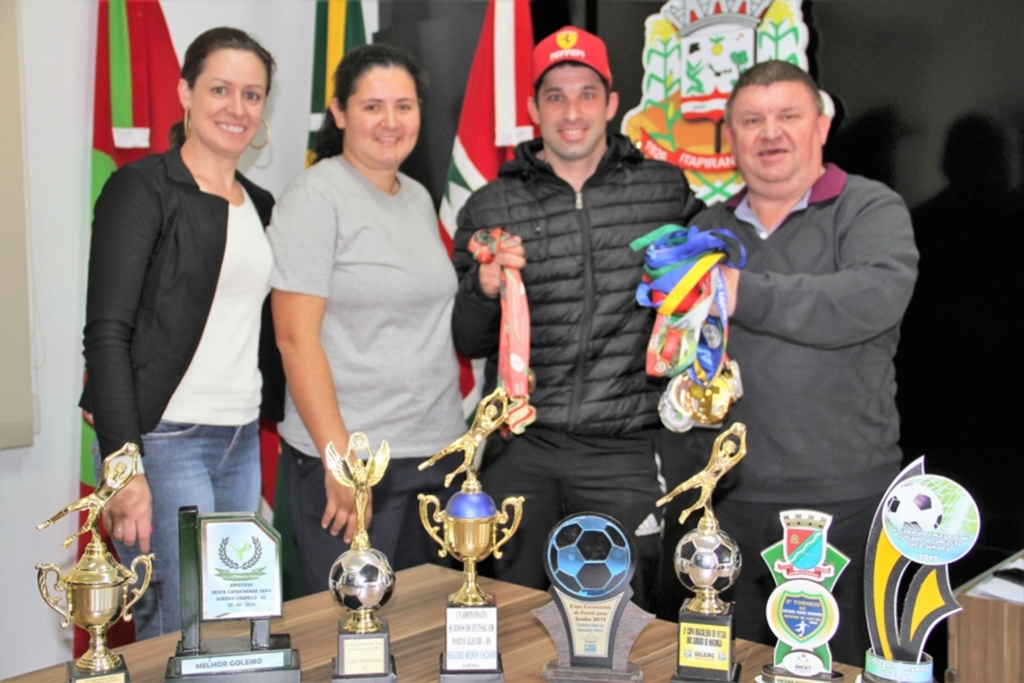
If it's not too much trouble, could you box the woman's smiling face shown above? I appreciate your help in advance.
[178,48,268,160]
[330,66,421,177]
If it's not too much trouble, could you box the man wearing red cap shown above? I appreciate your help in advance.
[452,27,703,608]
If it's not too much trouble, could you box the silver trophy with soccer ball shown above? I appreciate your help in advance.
[325,433,397,682]
[657,423,748,683]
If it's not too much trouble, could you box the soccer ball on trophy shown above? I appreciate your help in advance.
[674,525,742,597]
[884,480,944,532]
[547,514,633,599]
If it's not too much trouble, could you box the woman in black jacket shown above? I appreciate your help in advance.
[79,27,282,639]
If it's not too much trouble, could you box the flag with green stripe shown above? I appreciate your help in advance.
[305,0,379,166]
[79,0,180,654]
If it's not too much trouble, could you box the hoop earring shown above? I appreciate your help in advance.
[183,109,192,137]
[250,118,270,150]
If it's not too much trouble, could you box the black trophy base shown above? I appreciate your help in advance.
[760,664,844,683]
[540,659,643,682]
[670,664,739,683]
[673,606,738,682]
[439,653,504,682]
[67,660,131,683]
[332,618,396,681]
[164,634,301,683]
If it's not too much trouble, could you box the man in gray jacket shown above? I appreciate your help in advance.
[683,60,918,664]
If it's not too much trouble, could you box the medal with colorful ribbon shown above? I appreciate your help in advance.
[630,225,745,432]
[469,228,536,435]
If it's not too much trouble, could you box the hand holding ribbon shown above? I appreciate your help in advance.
[469,228,536,435]
[631,224,746,432]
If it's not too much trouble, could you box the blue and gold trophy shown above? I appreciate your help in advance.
[760,510,850,682]
[656,424,748,683]
[419,388,524,682]
[861,458,979,683]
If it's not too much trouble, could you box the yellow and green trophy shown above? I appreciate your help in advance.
[861,457,979,683]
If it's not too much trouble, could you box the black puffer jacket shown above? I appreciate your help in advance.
[452,133,704,436]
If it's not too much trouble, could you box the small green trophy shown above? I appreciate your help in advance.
[760,510,850,682]
[164,508,300,683]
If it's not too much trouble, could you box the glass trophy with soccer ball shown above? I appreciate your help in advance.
[656,424,747,683]
[861,458,979,683]
[325,433,397,682]
[532,512,655,681]
[418,387,524,682]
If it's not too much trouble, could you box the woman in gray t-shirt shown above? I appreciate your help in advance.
[267,44,466,595]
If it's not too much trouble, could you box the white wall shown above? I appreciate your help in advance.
[0,2,318,677]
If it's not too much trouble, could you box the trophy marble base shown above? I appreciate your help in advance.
[164,634,301,683]
[672,606,738,682]
[67,660,131,683]
[757,666,842,683]
[540,659,643,682]
[439,653,504,682]
[332,619,397,681]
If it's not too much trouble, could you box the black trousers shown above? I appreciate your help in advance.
[281,439,455,597]
[478,427,665,612]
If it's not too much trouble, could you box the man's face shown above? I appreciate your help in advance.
[725,80,831,201]
[528,64,619,168]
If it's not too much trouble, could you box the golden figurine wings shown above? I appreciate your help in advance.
[37,443,140,548]
[418,387,510,491]
[657,423,747,530]
[325,432,390,551]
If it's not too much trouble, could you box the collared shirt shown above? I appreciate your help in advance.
[726,163,849,239]
[735,189,811,239]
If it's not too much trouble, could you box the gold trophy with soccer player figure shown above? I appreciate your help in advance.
[36,443,154,683]
[657,424,747,682]
[418,387,524,680]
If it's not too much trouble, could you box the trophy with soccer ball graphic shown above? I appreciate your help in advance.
[532,512,655,681]
[861,458,980,683]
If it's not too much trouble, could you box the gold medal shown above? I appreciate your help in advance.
[670,360,743,427]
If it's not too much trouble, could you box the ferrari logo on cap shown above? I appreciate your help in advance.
[555,30,578,49]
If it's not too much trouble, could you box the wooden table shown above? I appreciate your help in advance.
[7,565,861,682]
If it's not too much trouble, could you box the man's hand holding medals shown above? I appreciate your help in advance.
[631,225,746,432]
[469,228,536,435]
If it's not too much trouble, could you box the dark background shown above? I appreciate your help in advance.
[378,0,1024,670]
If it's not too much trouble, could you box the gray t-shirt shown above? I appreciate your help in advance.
[268,156,465,459]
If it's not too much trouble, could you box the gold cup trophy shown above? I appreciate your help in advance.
[418,387,524,680]
[36,443,154,683]
[657,424,747,683]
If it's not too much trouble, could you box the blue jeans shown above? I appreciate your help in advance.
[93,420,260,640]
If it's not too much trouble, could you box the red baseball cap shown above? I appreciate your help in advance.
[533,27,612,89]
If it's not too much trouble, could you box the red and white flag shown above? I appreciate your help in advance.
[79,0,181,653]
[438,0,536,415]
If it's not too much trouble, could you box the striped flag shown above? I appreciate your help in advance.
[438,0,536,414]
[78,0,180,653]
[305,0,380,166]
